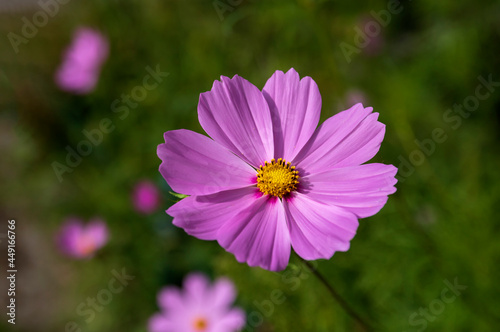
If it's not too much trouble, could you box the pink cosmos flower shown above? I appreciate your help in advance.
[56,218,108,259]
[132,180,161,214]
[148,273,246,332]
[157,68,397,271]
[55,27,109,94]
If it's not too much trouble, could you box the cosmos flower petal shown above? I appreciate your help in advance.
[184,273,210,306]
[210,277,237,309]
[198,75,274,167]
[158,129,256,196]
[148,313,174,332]
[217,196,291,271]
[86,219,108,249]
[293,103,385,173]
[304,164,398,218]
[214,308,247,332]
[56,218,84,256]
[158,287,185,313]
[263,68,321,161]
[149,273,245,332]
[168,187,258,241]
[285,192,359,260]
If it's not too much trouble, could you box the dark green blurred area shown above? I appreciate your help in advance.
[1,0,500,331]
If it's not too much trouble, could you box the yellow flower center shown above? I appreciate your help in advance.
[256,158,299,198]
[192,317,208,331]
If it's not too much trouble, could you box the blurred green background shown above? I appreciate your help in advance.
[1,0,500,331]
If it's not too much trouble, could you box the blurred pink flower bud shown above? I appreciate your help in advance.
[55,27,109,94]
[132,180,161,215]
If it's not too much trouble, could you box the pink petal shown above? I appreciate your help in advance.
[210,277,237,310]
[158,129,256,196]
[158,287,185,313]
[167,187,258,241]
[148,313,174,332]
[284,192,359,260]
[262,68,321,161]
[184,273,210,307]
[213,308,246,332]
[56,218,84,256]
[65,28,109,66]
[304,164,397,218]
[217,196,291,271]
[293,103,385,174]
[55,67,99,94]
[198,75,274,167]
[86,218,108,249]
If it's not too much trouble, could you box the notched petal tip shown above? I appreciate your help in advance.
[348,102,372,112]
[197,72,274,167]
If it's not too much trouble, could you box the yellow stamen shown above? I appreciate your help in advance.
[256,158,299,198]
[192,317,208,331]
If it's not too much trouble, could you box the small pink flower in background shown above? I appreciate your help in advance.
[148,273,246,332]
[57,218,108,259]
[358,16,384,56]
[158,68,397,271]
[337,90,368,114]
[55,27,109,94]
[132,180,161,214]
[345,89,367,106]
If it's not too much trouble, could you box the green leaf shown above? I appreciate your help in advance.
[169,191,189,200]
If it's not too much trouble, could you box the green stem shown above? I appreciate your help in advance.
[299,258,374,331]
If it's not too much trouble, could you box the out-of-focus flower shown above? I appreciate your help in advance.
[345,89,368,106]
[55,27,109,94]
[358,16,384,56]
[148,273,246,332]
[56,218,108,259]
[158,68,397,271]
[132,180,161,214]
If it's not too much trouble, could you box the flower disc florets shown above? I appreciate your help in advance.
[192,317,208,331]
[257,158,299,198]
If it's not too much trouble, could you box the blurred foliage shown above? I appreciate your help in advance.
[1,0,500,331]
